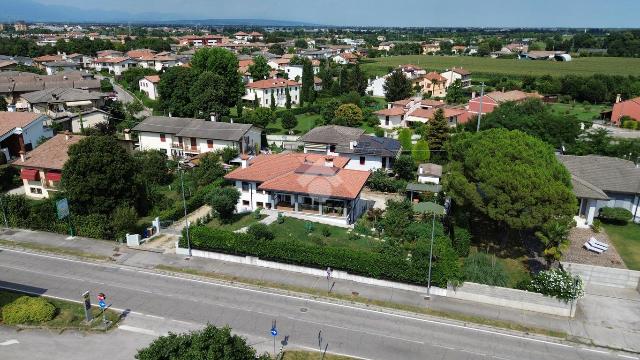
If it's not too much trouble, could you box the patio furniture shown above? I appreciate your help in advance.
[584,241,604,254]
[589,237,610,250]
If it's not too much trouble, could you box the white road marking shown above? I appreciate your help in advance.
[295,345,374,360]
[0,339,19,346]
[0,246,593,351]
[618,355,639,360]
[581,348,610,354]
[118,325,157,336]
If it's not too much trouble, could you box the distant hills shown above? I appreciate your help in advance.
[1,0,320,27]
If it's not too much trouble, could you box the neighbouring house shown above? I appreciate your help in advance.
[282,64,320,81]
[224,152,371,225]
[467,90,542,117]
[43,61,80,75]
[557,154,640,226]
[375,106,407,129]
[59,108,111,133]
[268,58,291,71]
[0,112,52,161]
[133,116,262,159]
[95,50,124,58]
[405,107,467,127]
[520,50,571,61]
[33,54,64,69]
[243,78,301,108]
[300,125,401,171]
[417,163,442,184]
[366,64,426,97]
[0,71,100,106]
[611,96,640,126]
[376,98,456,129]
[440,67,472,88]
[421,42,441,54]
[377,42,395,52]
[314,76,323,91]
[92,57,137,76]
[419,72,448,98]
[178,35,225,47]
[332,52,358,65]
[0,60,18,72]
[18,88,107,125]
[139,75,160,100]
[16,133,84,199]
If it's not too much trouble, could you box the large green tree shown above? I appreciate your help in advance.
[209,187,241,222]
[471,99,582,148]
[444,129,575,238]
[189,47,244,109]
[248,55,270,81]
[189,71,229,118]
[62,136,141,215]
[384,69,412,102]
[445,79,467,104]
[427,108,450,152]
[135,325,269,360]
[157,66,196,117]
[412,139,431,163]
[133,150,172,186]
[333,103,363,127]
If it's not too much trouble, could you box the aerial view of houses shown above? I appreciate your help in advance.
[0,2,640,360]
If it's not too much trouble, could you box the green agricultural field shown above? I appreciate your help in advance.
[361,56,640,78]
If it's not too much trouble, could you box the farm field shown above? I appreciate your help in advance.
[361,55,640,78]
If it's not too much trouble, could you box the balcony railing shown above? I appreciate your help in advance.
[171,143,200,153]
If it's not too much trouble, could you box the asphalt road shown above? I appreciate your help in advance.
[0,248,633,360]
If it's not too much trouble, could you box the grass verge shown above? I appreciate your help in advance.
[0,239,111,261]
[0,289,120,331]
[155,264,566,339]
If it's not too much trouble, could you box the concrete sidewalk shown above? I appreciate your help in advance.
[1,227,638,353]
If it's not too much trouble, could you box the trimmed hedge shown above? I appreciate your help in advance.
[181,226,459,287]
[599,207,633,225]
[2,296,56,325]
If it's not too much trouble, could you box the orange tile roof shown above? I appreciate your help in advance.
[259,166,370,200]
[420,99,446,107]
[225,153,349,183]
[144,75,160,83]
[424,71,447,82]
[34,54,63,62]
[94,57,131,64]
[17,133,85,170]
[409,107,466,119]
[126,49,156,59]
[0,112,43,137]
[375,107,406,116]
[247,78,300,89]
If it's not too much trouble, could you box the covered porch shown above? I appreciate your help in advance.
[270,192,358,225]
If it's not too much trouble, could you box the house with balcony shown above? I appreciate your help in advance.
[375,98,449,129]
[18,88,108,132]
[92,57,137,76]
[440,67,472,88]
[224,152,371,225]
[243,78,301,108]
[419,72,448,98]
[16,133,84,199]
[0,112,53,161]
[300,125,401,171]
[133,116,262,159]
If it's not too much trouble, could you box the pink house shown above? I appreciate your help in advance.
[611,97,640,125]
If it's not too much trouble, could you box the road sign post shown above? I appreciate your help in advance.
[270,320,278,357]
[56,198,73,237]
[97,292,108,325]
[82,291,92,323]
[326,267,333,293]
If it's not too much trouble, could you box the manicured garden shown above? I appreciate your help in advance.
[268,217,377,251]
[602,223,640,270]
[0,290,120,330]
[205,212,266,232]
[266,113,322,135]
[547,102,609,122]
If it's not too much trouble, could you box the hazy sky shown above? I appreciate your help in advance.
[31,0,640,27]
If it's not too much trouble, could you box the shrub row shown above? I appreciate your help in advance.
[1,296,56,325]
[599,207,633,225]
[181,226,452,286]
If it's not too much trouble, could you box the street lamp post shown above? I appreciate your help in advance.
[476,82,485,132]
[179,164,191,257]
[426,212,436,298]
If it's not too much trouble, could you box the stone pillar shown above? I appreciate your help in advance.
[294,195,299,212]
[318,202,323,216]
[343,201,348,217]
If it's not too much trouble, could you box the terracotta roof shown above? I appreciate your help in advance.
[126,49,156,59]
[0,112,43,137]
[93,57,131,64]
[314,76,322,84]
[375,107,406,116]
[249,32,263,36]
[259,166,370,200]
[246,78,300,89]
[17,133,85,170]
[450,67,471,76]
[408,107,465,120]
[392,99,413,107]
[423,71,447,83]
[143,75,160,83]
[234,31,249,36]
[33,54,63,62]
[420,99,445,107]
[270,58,290,65]
[225,153,349,183]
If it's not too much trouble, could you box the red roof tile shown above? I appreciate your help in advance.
[17,133,85,170]
[247,78,300,89]
[375,107,406,116]
[0,112,43,137]
[225,153,349,183]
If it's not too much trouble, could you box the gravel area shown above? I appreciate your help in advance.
[563,227,627,268]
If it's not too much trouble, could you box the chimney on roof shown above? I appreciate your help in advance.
[419,166,423,175]
[240,153,249,168]
[349,140,358,150]
[210,114,217,122]
[616,94,622,104]
[19,150,25,162]
[324,157,334,167]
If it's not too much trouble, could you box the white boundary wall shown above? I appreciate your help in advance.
[563,262,640,289]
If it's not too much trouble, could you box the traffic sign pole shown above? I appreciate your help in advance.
[82,291,92,323]
[270,320,278,357]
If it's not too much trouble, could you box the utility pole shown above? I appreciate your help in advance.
[476,82,485,132]
[426,212,436,298]
[179,163,191,257]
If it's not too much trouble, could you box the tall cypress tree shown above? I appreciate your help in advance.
[427,108,450,151]
[270,92,276,111]
[285,86,291,109]
[301,59,314,103]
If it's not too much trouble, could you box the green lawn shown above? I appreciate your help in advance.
[283,350,356,360]
[602,223,640,270]
[361,56,640,78]
[266,113,321,135]
[548,102,609,121]
[0,290,120,329]
[269,217,377,251]
[206,212,266,231]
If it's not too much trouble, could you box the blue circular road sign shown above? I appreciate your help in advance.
[98,300,106,309]
[270,328,278,336]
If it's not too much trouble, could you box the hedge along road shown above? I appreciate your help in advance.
[360,55,640,78]
[0,247,627,360]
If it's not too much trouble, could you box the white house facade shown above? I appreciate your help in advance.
[243,78,301,108]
